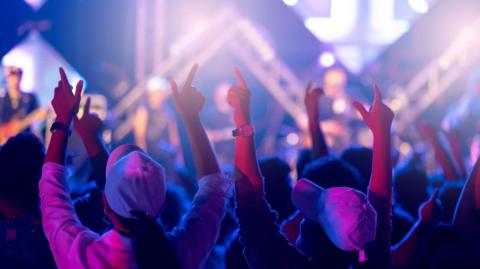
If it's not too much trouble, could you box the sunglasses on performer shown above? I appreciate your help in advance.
[7,70,22,77]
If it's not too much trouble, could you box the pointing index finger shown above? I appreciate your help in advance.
[75,80,83,99]
[234,68,248,90]
[84,97,91,115]
[170,80,180,108]
[374,84,382,104]
[306,81,313,93]
[183,64,198,91]
[59,67,70,87]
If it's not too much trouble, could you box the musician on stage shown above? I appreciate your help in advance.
[308,67,361,153]
[133,78,180,177]
[0,66,40,141]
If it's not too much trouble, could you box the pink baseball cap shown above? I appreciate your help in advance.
[292,178,377,252]
[105,149,166,219]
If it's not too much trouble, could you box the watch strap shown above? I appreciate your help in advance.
[232,124,254,137]
[50,122,72,136]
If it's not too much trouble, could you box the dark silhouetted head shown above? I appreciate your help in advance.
[340,146,372,191]
[259,157,296,221]
[297,219,355,269]
[415,223,480,269]
[160,183,189,231]
[394,166,429,217]
[0,133,45,210]
[302,156,363,191]
[296,148,312,179]
[439,182,463,222]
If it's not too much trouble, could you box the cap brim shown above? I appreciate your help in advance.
[292,178,326,221]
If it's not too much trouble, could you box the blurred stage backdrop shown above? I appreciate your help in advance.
[2,0,480,164]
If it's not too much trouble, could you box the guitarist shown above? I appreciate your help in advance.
[0,66,40,141]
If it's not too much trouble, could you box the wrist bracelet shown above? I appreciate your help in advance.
[232,124,255,137]
[50,122,72,136]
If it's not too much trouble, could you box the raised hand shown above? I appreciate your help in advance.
[52,67,83,125]
[227,68,251,127]
[418,188,441,224]
[230,68,263,191]
[416,120,437,139]
[74,97,105,139]
[356,84,394,252]
[304,82,328,158]
[416,120,462,180]
[352,84,394,134]
[304,82,323,119]
[46,68,84,165]
[170,64,205,119]
[392,188,441,267]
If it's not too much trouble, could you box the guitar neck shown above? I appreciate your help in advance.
[16,108,47,130]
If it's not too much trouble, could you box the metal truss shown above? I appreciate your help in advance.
[112,7,239,141]
[112,6,308,145]
[388,18,480,132]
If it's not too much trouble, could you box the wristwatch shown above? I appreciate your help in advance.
[232,124,254,137]
[50,122,72,136]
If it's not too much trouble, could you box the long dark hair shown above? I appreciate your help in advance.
[117,211,182,269]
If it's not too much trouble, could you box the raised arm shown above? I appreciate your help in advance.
[73,97,109,189]
[168,65,232,268]
[41,68,98,268]
[416,121,461,181]
[453,145,480,233]
[230,69,312,269]
[444,129,467,178]
[353,85,394,200]
[170,64,220,178]
[304,83,329,159]
[353,85,394,265]
[229,69,262,185]
[45,68,83,164]
[393,189,440,267]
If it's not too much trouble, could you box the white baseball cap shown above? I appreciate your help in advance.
[105,149,166,219]
[292,178,377,252]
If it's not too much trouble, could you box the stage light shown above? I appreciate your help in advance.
[24,0,47,11]
[304,0,358,42]
[147,76,168,92]
[332,99,347,114]
[399,142,412,156]
[408,0,429,14]
[283,0,299,7]
[286,132,300,146]
[305,0,411,73]
[319,52,336,67]
[389,98,403,112]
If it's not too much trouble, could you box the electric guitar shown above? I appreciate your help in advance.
[0,108,48,144]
